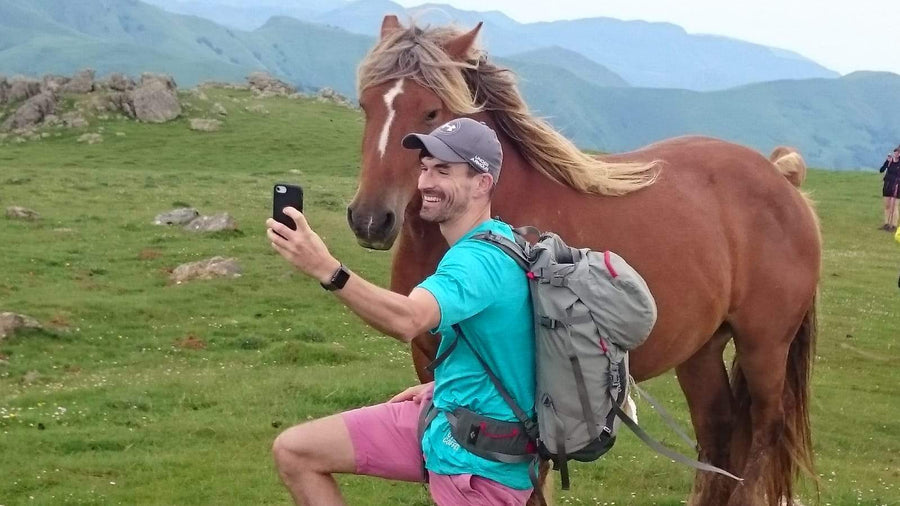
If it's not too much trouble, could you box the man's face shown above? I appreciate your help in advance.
[417,156,479,223]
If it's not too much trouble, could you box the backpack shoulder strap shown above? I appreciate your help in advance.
[452,323,538,440]
[471,230,530,272]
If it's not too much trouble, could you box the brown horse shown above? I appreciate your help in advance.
[348,16,821,506]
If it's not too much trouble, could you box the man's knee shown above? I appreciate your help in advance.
[272,424,317,472]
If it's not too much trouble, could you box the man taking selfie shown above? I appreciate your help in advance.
[265,118,536,505]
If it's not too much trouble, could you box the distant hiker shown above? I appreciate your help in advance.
[878,146,900,231]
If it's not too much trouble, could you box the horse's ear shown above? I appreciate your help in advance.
[443,22,483,60]
[381,15,402,39]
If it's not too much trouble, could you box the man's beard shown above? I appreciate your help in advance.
[420,192,467,224]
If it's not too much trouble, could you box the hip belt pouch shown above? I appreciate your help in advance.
[446,407,535,464]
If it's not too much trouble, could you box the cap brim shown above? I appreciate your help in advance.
[401,133,467,163]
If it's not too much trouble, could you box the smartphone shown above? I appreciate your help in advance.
[273,183,304,230]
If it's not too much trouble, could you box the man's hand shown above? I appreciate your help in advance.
[266,207,341,284]
[389,382,434,403]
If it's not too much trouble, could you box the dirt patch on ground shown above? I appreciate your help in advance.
[138,248,163,260]
[175,334,206,350]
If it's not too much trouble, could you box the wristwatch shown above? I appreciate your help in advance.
[321,264,351,291]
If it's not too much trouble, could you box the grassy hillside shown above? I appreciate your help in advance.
[0,89,898,505]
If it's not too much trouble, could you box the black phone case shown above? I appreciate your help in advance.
[273,184,304,230]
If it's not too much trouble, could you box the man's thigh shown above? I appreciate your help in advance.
[340,395,429,482]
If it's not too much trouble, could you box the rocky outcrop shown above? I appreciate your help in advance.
[104,72,135,92]
[153,208,199,225]
[41,75,70,93]
[316,87,353,108]
[0,312,42,340]
[130,73,181,123]
[184,213,237,232]
[0,75,8,105]
[76,133,103,144]
[247,72,296,96]
[1,92,57,132]
[171,256,241,284]
[6,206,40,220]
[189,118,222,132]
[7,77,42,103]
[60,69,95,94]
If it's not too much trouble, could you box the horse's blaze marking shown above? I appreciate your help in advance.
[378,79,405,159]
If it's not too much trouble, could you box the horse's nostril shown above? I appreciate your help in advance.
[384,212,395,232]
[346,206,354,225]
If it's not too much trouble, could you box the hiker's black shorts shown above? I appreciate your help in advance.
[883,179,900,198]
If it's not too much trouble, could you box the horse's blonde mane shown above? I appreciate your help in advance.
[357,23,659,196]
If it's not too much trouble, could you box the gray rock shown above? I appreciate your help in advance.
[41,74,70,93]
[61,69,95,94]
[1,92,57,131]
[245,103,269,115]
[105,72,135,92]
[109,92,136,118]
[8,78,42,103]
[0,75,8,104]
[189,118,222,132]
[76,133,103,144]
[61,112,89,128]
[184,213,237,232]
[170,256,241,284]
[153,207,199,225]
[0,312,42,340]
[316,87,353,108]
[211,102,228,116]
[131,75,181,123]
[140,73,177,91]
[247,72,295,96]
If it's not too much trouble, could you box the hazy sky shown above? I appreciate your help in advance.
[394,0,900,75]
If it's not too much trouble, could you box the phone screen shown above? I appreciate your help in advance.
[273,184,304,230]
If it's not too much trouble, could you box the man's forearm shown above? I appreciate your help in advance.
[329,269,423,343]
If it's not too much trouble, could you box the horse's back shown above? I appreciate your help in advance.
[497,136,819,379]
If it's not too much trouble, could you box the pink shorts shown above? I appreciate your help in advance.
[341,385,533,506]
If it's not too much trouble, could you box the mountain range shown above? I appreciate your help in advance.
[1,0,898,168]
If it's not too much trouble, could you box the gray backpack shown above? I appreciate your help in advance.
[471,227,741,490]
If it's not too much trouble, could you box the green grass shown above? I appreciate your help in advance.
[1,88,898,505]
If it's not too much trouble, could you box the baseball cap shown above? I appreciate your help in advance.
[401,118,503,183]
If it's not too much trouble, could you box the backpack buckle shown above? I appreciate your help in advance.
[540,316,559,329]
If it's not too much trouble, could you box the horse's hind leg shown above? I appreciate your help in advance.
[726,296,815,506]
[676,325,739,506]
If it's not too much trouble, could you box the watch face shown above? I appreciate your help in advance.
[333,265,351,289]
[322,265,350,291]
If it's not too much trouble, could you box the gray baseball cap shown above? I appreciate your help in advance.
[402,118,503,183]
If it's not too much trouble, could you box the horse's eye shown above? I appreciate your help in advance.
[425,110,439,122]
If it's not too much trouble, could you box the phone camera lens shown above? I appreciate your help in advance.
[276,185,286,193]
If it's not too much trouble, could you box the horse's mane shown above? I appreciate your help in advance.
[357,23,659,196]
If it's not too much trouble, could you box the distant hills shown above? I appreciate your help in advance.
[1,0,899,169]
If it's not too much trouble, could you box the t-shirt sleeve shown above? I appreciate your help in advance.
[416,241,507,336]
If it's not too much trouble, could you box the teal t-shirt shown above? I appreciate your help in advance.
[417,219,536,490]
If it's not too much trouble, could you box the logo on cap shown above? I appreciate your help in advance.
[439,120,460,134]
[470,156,490,171]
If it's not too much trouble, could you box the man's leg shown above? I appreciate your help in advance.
[272,414,356,506]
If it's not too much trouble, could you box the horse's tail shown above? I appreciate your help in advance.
[770,146,807,187]
[731,296,818,504]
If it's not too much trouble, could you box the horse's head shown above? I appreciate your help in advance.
[348,16,483,249]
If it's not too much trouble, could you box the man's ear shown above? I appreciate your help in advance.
[476,173,495,195]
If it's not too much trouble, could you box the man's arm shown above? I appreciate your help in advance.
[265,207,440,343]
